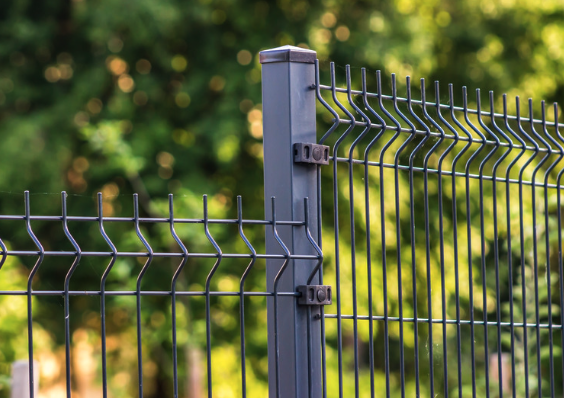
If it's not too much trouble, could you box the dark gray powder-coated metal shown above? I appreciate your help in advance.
[260,45,317,64]
[261,45,322,398]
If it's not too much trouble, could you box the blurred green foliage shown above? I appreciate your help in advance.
[1,0,564,397]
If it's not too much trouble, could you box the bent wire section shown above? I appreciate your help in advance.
[315,63,564,398]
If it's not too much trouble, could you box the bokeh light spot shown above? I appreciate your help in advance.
[117,74,135,92]
[136,59,152,74]
[335,26,350,41]
[237,50,252,65]
[175,92,191,108]
[321,12,337,28]
[171,55,187,72]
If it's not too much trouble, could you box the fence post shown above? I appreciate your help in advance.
[260,45,321,398]
[10,360,38,398]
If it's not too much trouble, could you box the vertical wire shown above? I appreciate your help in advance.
[133,193,154,398]
[475,89,501,398]
[395,76,425,396]
[271,197,291,398]
[370,71,406,398]
[237,196,257,398]
[360,68,388,398]
[314,60,331,398]
[447,84,473,397]
[305,197,325,398]
[328,62,356,398]
[489,91,514,398]
[421,86,436,398]
[25,191,44,398]
[527,98,552,398]
[417,78,441,396]
[318,190,327,398]
[424,81,452,398]
[549,103,564,398]
[169,194,188,398]
[555,102,564,397]
[307,301,313,398]
[503,95,526,398]
[62,191,82,398]
[417,79,448,396]
[317,169,328,398]
[405,78,435,396]
[203,194,223,398]
[462,86,484,398]
[344,64,371,398]
[375,72,404,397]
[306,214,313,398]
[540,102,564,398]
[385,75,409,398]
[98,192,117,398]
[516,96,538,397]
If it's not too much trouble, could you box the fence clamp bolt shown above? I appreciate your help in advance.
[293,143,330,165]
[297,285,332,306]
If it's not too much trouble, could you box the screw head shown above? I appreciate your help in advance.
[312,146,322,161]
[317,289,326,302]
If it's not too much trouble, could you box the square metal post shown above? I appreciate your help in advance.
[260,45,322,398]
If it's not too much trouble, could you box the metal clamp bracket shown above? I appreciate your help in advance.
[297,285,332,306]
[293,143,330,165]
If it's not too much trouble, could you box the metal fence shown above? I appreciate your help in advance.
[300,49,564,397]
[0,191,321,398]
[2,44,564,398]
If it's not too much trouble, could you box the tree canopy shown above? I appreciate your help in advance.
[1,0,564,397]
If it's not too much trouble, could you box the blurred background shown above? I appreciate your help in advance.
[1,0,564,397]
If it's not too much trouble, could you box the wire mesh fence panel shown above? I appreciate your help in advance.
[314,58,564,398]
[0,191,322,398]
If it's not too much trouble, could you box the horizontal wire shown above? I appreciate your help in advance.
[318,84,564,129]
[334,157,564,189]
[0,290,299,297]
[0,250,319,260]
[324,314,563,329]
[0,215,304,225]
